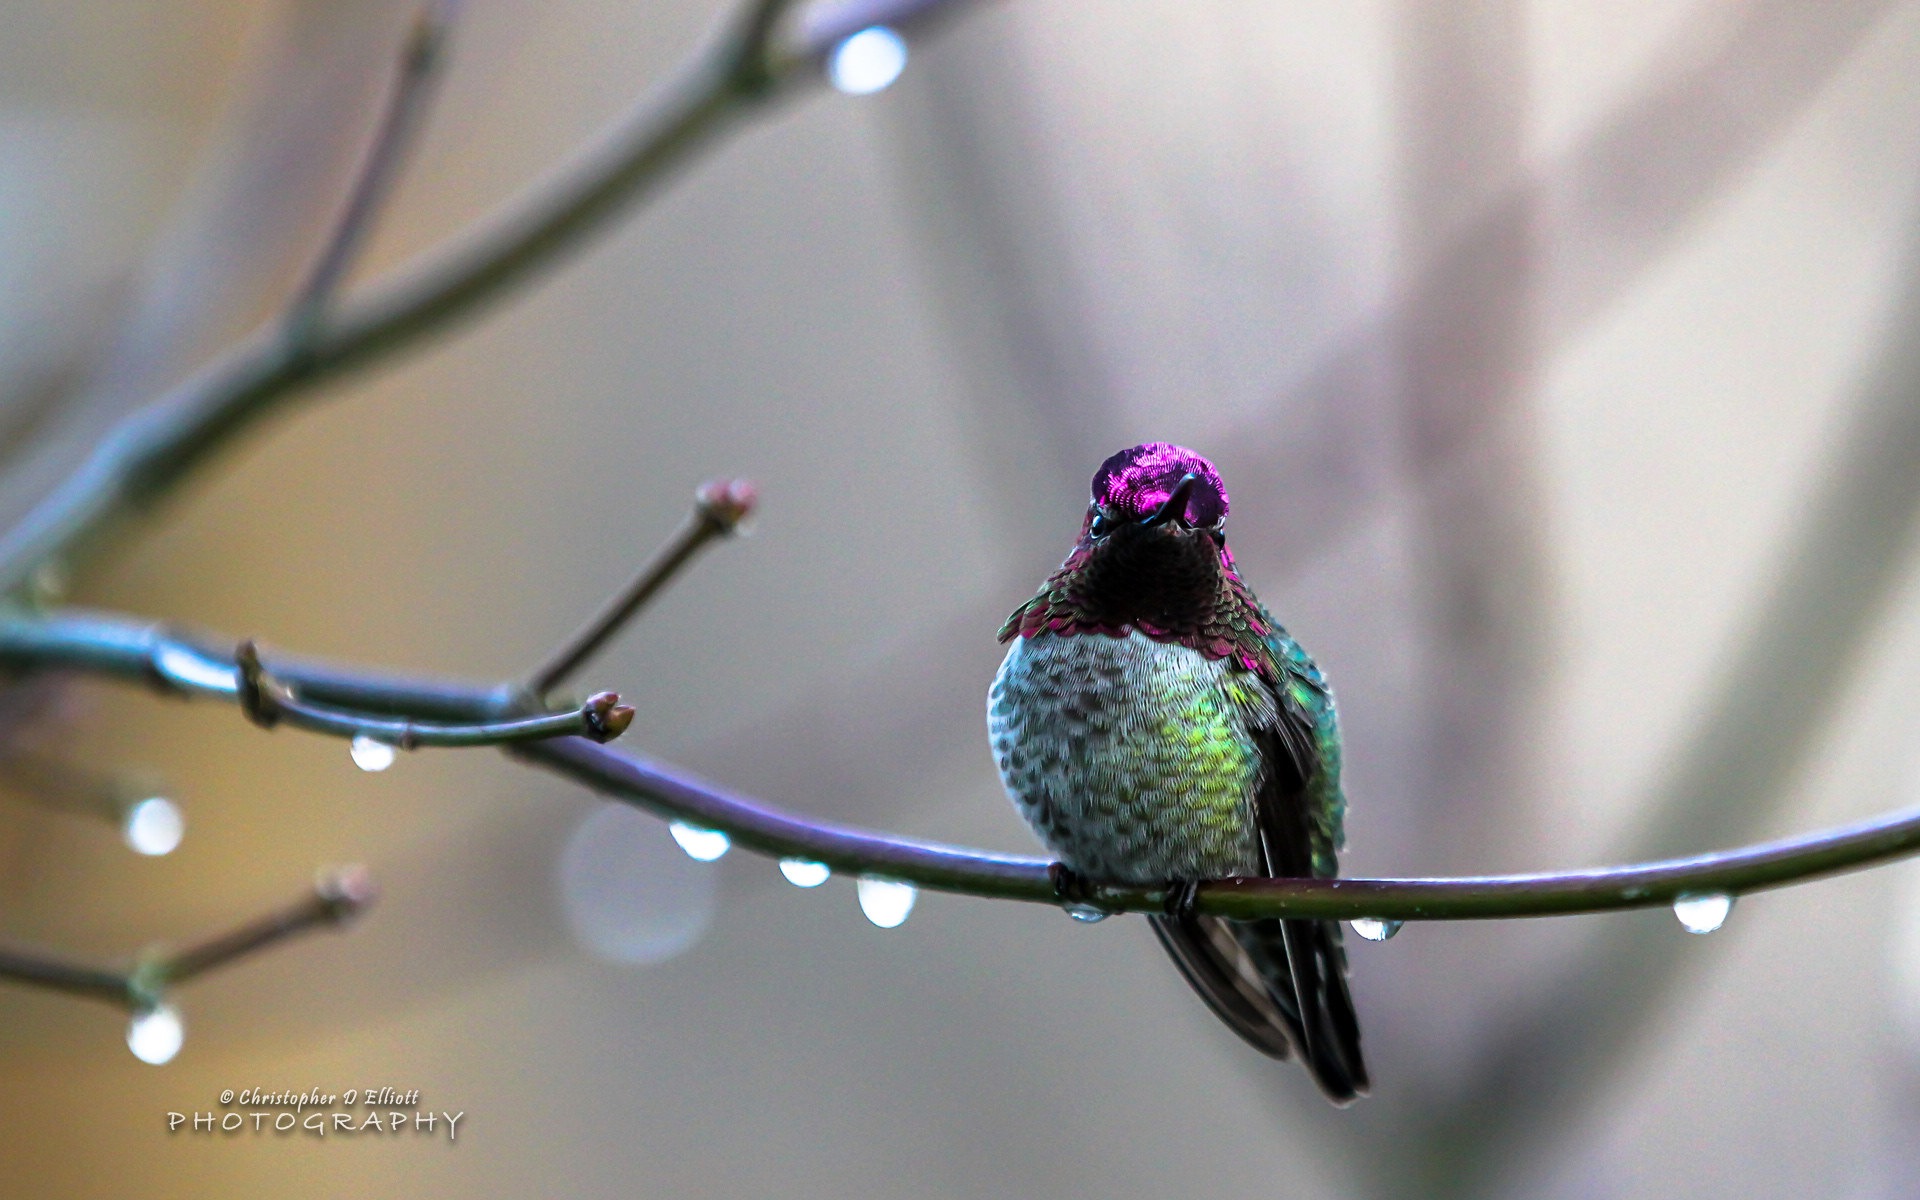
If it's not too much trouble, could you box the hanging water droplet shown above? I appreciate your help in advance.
[1062,902,1109,924]
[857,878,916,928]
[668,822,730,862]
[828,26,908,95]
[1349,917,1403,942]
[1673,892,1733,935]
[779,859,830,888]
[349,736,395,773]
[123,796,184,857]
[127,1003,183,1065]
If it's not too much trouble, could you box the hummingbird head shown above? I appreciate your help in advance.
[1087,442,1230,535]
[1001,442,1271,655]
[1062,443,1238,634]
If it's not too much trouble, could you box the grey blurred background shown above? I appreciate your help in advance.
[1,0,1919,1196]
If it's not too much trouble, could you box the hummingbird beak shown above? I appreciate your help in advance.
[1139,473,1200,529]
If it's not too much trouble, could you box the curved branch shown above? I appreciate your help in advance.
[1,606,1915,923]
[518,736,1920,920]
[0,0,978,592]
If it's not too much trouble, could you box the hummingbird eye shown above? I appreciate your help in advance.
[1089,509,1116,538]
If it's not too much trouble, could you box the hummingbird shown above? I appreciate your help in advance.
[987,442,1367,1103]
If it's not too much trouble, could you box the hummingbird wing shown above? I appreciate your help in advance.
[1248,704,1370,1103]
[1148,648,1369,1104]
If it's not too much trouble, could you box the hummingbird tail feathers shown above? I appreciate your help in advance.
[1149,913,1369,1105]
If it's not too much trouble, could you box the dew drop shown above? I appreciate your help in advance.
[349,736,395,773]
[128,1003,183,1065]
[668,822,730,862]
[123,796,184,857]
[828,26,907,95]
[857,877,916,928]
[1350,917,1403,942]
[1062,903,1109,924]
[1673,892,1733,935]
[779,859,830,888]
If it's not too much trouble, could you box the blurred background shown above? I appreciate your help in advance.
[0,0,1917,1195]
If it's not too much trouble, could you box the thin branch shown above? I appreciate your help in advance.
[725,0,801,95]
[517,736,1920,920]
[0,867,375,1011]
[151,866,377,991]
[0,0,979,594]
[1,605,1916,923]
[0,614,627,748]
[283,0,459,349]
[527,478,756,696]
[232,638,634,747]
[0,950,131,1005]
[0,752,151,824]
[0,609,511,719]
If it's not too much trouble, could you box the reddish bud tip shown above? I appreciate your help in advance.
[315,865,379,921]
[695,478,757,532]
[582,692,633,742]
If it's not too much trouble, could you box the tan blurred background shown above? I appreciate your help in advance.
[1,0,1919,1195]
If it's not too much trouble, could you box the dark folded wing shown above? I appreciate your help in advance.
[1148,673,1369,1104]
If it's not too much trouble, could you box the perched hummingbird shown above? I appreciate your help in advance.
[987,442,1368,1103]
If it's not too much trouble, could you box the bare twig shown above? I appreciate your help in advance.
[0,867,375,1011]
[152,866,377,991]
[0,950,131,1005]
[726,0,801,95]
[0,0,979,594]
[527,478,756,696]
[0,616,625,747]
[234,639,633,747]
[283,0,459,348]
[0,753,154,824]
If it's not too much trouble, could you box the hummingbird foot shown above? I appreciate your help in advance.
[1048,862,1097,906]
[1163,880,1201,920]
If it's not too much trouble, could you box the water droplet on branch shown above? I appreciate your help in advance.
[828,26,907,95]
[668,822,730,862]
[1673,892,1733,935]
[349,736,395,772]
[1349,917,1402,942]
[779,859,830,888]
[123,796,184,857]
[127,1004,183,1065]
[857,878,916,928]
[1062,903,1108,924]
